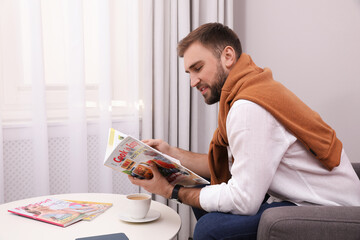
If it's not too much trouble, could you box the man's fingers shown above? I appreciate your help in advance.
[142,139,159,145]
[127,162,159,184]
[127,162,172,198]
[149,162,161,177]
[128,175,140,184]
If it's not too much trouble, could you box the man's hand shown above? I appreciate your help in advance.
[142,139,210,178]
[128,162,203,209]
[142,139,173,156]
[128,162,173,199]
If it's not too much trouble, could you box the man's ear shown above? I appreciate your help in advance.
[221,46,236,70]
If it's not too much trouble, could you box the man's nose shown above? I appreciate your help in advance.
[190,76,200,88]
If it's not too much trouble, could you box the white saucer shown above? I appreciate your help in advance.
[119,209,161,223]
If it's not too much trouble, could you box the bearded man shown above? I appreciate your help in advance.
[129,23,360,240]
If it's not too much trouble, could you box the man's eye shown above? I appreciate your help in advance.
[195,66,202,72]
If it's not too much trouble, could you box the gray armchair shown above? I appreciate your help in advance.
[257,162,360,240]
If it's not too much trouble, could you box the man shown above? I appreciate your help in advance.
[129,23,360,240]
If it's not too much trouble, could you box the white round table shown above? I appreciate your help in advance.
[0,193,181,240]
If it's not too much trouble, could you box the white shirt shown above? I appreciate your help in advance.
[199,100,360,215]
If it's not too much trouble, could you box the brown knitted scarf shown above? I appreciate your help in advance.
[208,53,342,185]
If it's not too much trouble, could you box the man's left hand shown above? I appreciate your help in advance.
[128,162,173,199]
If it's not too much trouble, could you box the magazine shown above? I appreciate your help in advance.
[104,128,210,186]
[8,198,111,227]
[65,200,113,221]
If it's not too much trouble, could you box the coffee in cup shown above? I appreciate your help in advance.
[125,193,151,219]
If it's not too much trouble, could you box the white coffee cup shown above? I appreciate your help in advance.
[125,193,151,219]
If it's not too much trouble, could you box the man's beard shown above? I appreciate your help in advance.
[204,64,228,105]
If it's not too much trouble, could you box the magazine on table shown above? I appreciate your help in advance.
[64,200,113,221]
[8,198,112,227]
[104,128,210,186]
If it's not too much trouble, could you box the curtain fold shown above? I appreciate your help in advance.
[96,0,113,194]
[0,112,3,204]
[26,0,50,197]
[139,0,154,141]
[64,0,89,193]
[0,0,4,204]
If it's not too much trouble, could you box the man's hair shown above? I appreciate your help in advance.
[177,22,242,59]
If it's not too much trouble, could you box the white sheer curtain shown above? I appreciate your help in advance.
[140,0,233,239]
[0,0,140,202]
[0,0,233,239]
[0,112,3,204]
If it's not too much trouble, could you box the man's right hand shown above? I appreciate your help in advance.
[142,138,211,178]
[142,139,173,156]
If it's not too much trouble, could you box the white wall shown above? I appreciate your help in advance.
[233,0,360,162]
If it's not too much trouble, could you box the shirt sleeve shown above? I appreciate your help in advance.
[199,100,291,215]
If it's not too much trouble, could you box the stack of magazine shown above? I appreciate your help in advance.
[8,198,112,227]
[104,128,209,186]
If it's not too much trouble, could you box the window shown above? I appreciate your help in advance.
[0,0,143,124]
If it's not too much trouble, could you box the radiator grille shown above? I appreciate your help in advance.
[3,134,138,202]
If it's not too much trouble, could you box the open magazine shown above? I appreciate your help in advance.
[8,198,111,227]
[104,128,209,186]
[64,200,113,221]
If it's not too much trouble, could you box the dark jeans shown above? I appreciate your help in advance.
[192,201,296,240]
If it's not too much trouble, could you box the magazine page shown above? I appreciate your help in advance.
[8,198,86,227]
[105,128,128,160]
[65,200,113,221]
[104,133,209,186]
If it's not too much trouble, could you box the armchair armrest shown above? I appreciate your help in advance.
[352,162,360,178]
[257,206,360,240]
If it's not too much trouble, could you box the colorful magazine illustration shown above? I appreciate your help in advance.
[8,198,111,227]
[65,200,113,221]
[104,128,210,186]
